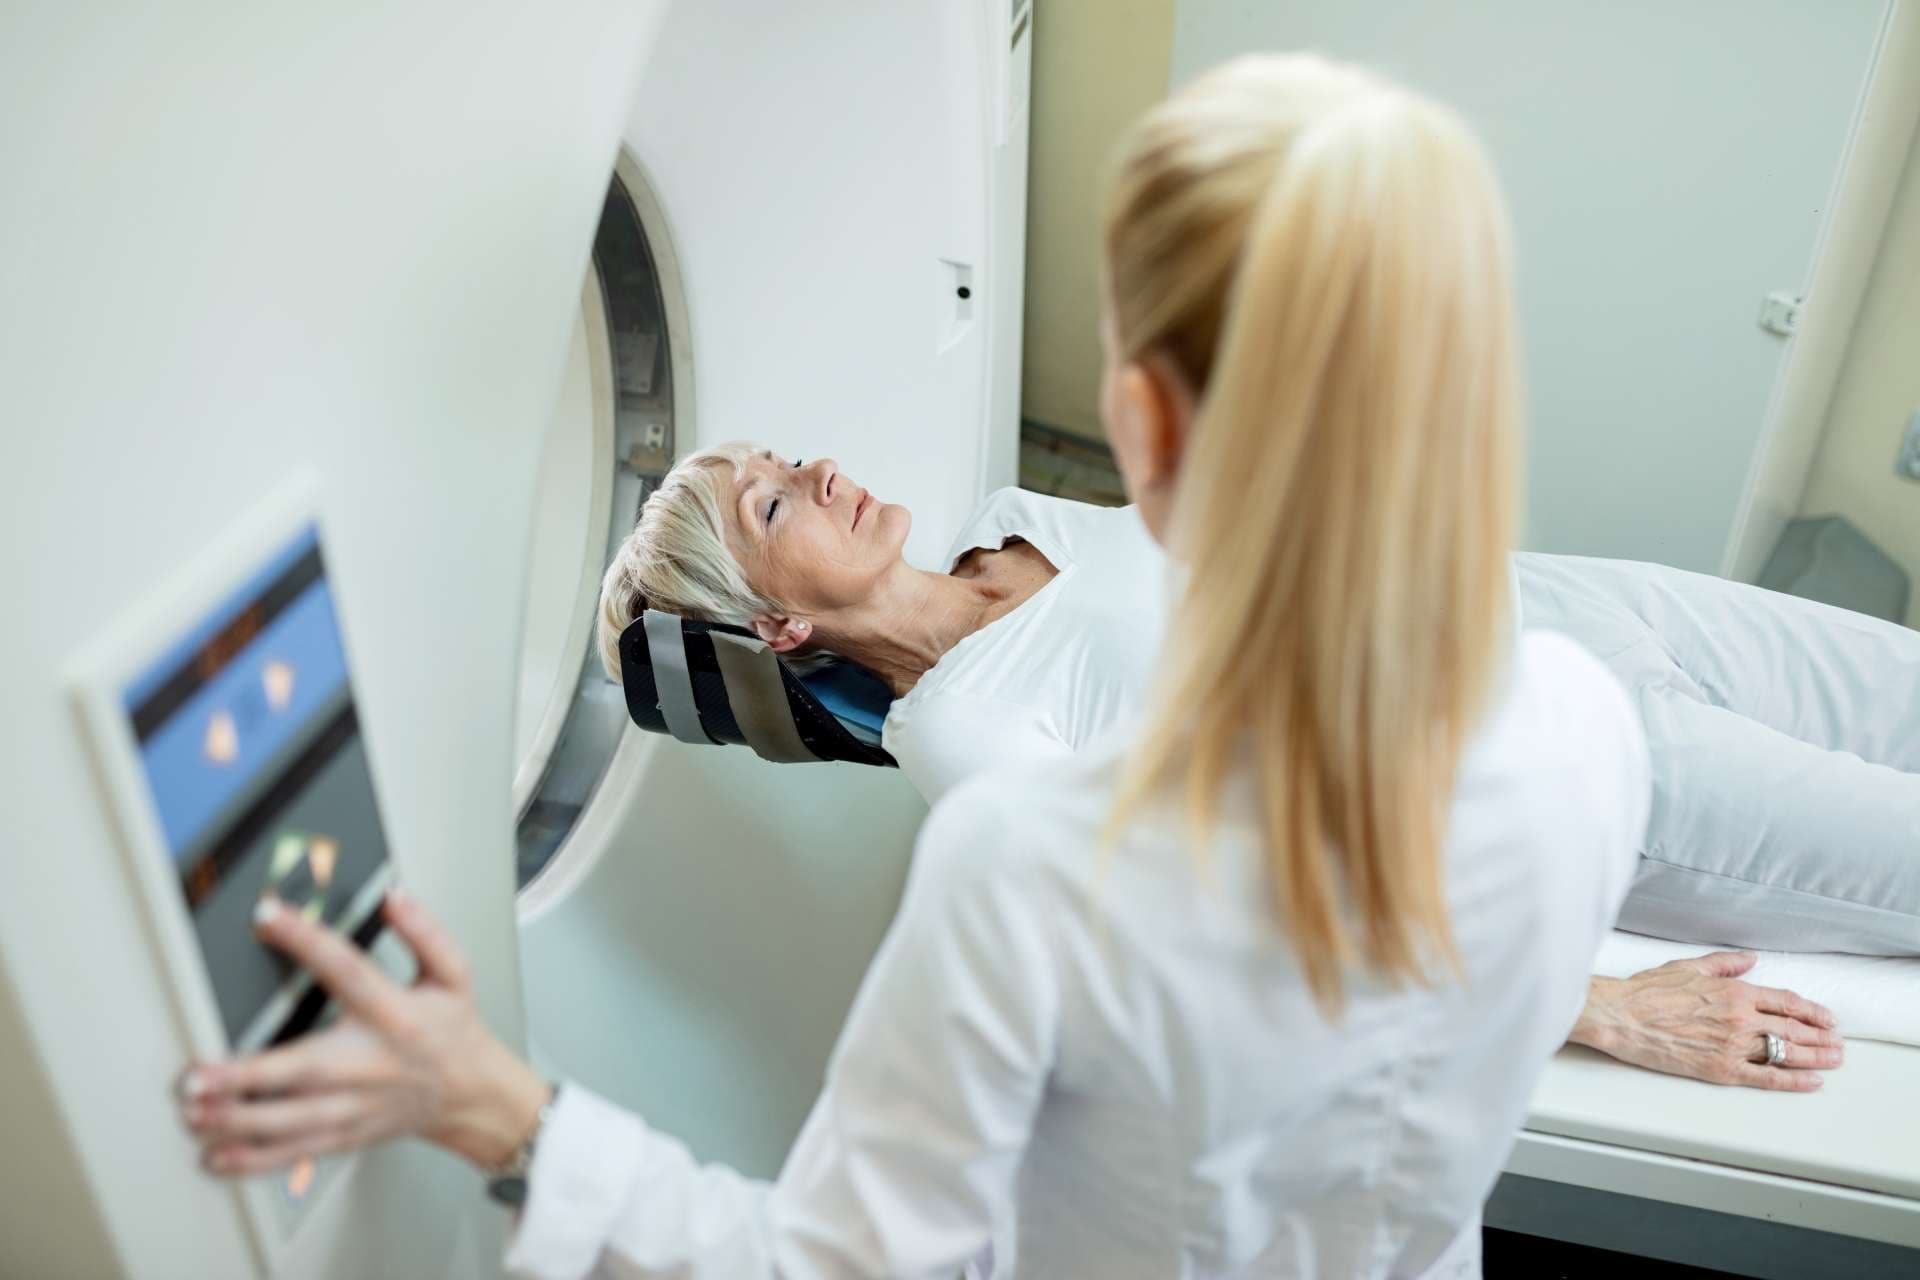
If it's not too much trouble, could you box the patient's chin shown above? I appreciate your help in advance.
[877,501,912,550]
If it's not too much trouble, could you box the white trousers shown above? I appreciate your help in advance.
[1516,552,1920,954]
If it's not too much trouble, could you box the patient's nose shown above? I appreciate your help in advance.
[807,458,839,504]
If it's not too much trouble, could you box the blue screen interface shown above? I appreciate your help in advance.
[123,525,390,1040]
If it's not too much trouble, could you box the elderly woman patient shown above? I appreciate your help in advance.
[599,450,1916,1095]
[600,444,1164,796]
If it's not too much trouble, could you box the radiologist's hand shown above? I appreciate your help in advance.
[1568,950,1843,1091]
[178,890,551,1177]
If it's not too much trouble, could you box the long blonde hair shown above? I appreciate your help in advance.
[1105,55,1521,1010]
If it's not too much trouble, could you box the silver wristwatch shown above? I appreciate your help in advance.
[485,1083,559,1208]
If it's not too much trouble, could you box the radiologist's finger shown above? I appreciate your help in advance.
[203,1125,366,1178]
[253,896,412,1037]
[188,1088,365,1146]
[180,1023,361,1101]
[1751,985,1837,1030]
[382,887,472,992]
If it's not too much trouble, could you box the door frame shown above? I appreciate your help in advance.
[1726,0,1920,582]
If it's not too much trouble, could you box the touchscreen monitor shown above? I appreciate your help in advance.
[121,524,390,1048]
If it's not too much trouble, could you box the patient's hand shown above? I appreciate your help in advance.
[1567,951,1843,1091]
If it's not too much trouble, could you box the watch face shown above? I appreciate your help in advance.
[486,1174,530,1209]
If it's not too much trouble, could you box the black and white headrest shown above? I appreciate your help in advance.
[616,610,896,768]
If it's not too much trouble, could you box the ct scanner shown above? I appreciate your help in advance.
[509,0,1035,1186]
[0,3,1915,1278]
[0,2,1027,1275]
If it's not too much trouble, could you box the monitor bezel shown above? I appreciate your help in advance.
[67,471,387,1270]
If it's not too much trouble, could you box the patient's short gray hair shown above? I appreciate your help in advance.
[595,442,780,682]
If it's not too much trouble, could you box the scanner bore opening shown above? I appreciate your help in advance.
[513,157,685,896]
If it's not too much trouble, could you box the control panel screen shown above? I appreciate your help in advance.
[123,525,390,1045]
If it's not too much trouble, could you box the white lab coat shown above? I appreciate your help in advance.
[504,632,1648,1279]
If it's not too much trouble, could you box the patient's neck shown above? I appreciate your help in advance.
[820,545,1055,697]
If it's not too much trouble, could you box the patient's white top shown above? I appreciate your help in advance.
[504,631,1649,1280]
[882,487,1168,803]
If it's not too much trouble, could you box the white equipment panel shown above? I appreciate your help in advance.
[0,3,667,1277]
[0,3,1022,1273]
[68,484,395,1271]
[516,0,1032,1177]
[621,1,1026,565]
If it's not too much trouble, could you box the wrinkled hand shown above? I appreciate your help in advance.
[1569,950,1843,1091]
[177,889,550,1177]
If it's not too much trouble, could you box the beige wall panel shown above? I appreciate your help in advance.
[1020,0,1175,440]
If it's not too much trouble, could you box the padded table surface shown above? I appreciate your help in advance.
[1526,1039,1920,1199]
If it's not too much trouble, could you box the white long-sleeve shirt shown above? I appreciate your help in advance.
[504,631,1649,1280]
[882,487,1168,804]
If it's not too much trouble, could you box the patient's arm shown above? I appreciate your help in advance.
[1566,950,1844,1091]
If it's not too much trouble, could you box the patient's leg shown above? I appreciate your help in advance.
[1638,568,1920,771]
[1619,689,1920,955]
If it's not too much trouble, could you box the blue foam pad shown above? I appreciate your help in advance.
[800,661,893,745]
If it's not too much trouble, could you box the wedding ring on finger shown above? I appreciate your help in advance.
[1764,1031,1788,1067]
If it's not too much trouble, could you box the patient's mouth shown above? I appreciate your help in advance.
[853,490,873,530]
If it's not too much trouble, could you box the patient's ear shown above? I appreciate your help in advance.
[751,615,810,653]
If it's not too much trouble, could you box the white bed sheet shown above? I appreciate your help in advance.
[1594,930,1920,1047]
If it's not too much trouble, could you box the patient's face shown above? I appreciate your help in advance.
[723,450,911,614]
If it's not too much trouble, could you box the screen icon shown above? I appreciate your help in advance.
[262,659,296,712]
[285,1156,316,1203]
[264,831,339,922]
[203,709,240,765]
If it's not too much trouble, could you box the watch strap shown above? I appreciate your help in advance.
[485,1083,558,1208]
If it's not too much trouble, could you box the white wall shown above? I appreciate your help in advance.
[1170,0,1888,572]
[1798,127,1920,626]
[1728,5,1920,584]
[1021,0,1176,440]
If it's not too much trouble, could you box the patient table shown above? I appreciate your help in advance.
[1492,1040,1920,1276]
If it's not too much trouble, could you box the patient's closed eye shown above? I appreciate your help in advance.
[764,459,802,524]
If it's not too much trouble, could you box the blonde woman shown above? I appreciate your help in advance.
[182,56,1648,1277]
